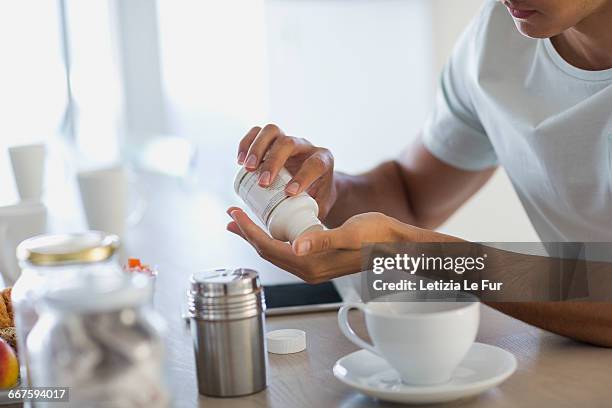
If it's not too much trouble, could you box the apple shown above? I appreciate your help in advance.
[0,338,18,388]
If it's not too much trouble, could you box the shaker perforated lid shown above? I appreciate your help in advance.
[187,268,265,321]
[190,268,261,297]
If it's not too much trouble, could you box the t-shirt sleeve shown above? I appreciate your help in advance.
[422,3,498,171]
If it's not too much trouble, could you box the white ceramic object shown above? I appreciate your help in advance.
[338,293,479,385]
[0,202,47,284]
[333,344,517,404]
[9,143,46,201]
[77,166,128,237]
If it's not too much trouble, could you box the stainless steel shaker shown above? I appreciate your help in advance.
[186,268,267,397]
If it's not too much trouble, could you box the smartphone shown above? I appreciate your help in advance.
[264,281,344,316]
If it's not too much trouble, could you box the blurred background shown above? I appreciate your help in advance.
[0,0,538,247]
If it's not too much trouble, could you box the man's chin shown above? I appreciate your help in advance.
[513,20,557,39]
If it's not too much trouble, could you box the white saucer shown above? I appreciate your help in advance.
[333,343,517,405]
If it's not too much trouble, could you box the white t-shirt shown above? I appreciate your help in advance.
[423,0,612,242]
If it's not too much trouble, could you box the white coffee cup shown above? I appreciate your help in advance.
[9,143,46,201]
[76,165,146,238]
[338,292,479,385]
[0,202,47,285]
[77,166,127,237]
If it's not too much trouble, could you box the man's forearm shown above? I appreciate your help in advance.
[323,161,417,229]
[488,301,612,347]
[322,136,497,229]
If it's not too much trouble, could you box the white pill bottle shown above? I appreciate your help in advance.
[234,167,323,242]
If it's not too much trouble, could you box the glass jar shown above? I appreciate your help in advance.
[27,274,169,407]
[13,231,122,386]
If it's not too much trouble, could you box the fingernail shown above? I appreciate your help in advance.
[295,240,311,255]
[286,182,300,195]
[259,171,271,186]
[245,154,257,169]
[237,151,246,164]
[230,210,240,220]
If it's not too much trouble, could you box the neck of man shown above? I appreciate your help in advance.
[551,2,612,71]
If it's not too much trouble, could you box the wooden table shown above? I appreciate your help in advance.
[119,174,612,408]
[192,307,612,408]
[158,301,612,408]
[2,169,605,408]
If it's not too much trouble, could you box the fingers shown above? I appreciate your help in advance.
[285,148,333,196]
[243,124,284,171]
[292,226,360,256]
[226,206,242,216]
[237,124,334,197]
[228,208,289,256]
[237,127,261,165]
[257,137,310,187]
[228,209,269,245]
[226,221,244,238]
[225,208,362,283]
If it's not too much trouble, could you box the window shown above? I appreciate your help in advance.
[0,1,122,204]
[0,3,66,202]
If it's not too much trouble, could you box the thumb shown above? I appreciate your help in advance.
[291,227,359,256]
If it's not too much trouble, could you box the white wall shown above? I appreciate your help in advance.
[0,3,66,206]
[265,0,433,172]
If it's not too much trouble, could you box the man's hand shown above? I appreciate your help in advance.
[237,124,337,219]
[227,208,612,347]
[226,207,447,283]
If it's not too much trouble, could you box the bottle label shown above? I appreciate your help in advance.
[237,168,294,225]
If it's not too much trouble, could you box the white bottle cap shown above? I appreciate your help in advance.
[266,329,307,354]
[285,210,323,242]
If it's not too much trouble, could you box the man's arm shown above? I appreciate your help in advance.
[231,127,612,347]
[322,143,612,347]
[230,204,612,347]
[489,302,612,347]
[324,133,497,229]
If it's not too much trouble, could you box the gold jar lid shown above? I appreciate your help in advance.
[17,231,120,266]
